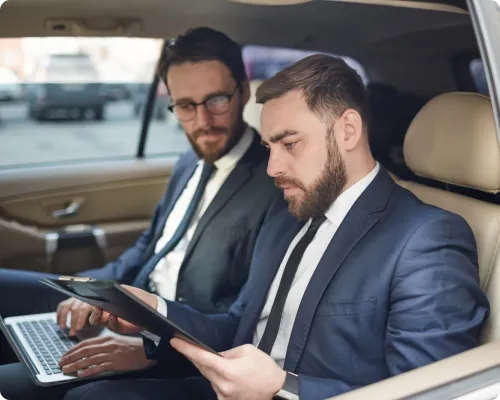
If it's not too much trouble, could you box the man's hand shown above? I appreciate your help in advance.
[56,298,94,337]
[171,339,286,400]
[58,336,156,378]
[88,285,158,335]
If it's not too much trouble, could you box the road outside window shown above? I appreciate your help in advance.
[0,37,188,168]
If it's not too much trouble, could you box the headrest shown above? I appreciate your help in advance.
[243,79,264,131]
[403,92,500,193]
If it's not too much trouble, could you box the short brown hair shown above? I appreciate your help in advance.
[158,27,247,87]
[256,54,371,132]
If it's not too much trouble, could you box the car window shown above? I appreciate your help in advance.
[143,68,188,158]
[469,58,489,95]
[0,37,188,169]
[242,45,369,84]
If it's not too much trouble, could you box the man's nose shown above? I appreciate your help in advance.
[194,105,213,129]
[267,151,284,178]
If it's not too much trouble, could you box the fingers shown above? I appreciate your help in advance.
[121,284,135,293]
[69,306,80,337]
[190,359,224,385]
[171,339,233,393]
[89,307,108,326]
[56,300,91,337]
[211,384,225,400]
[61,352,111,375]
[61,336,110,359]
[75,361,115,378]
[59,340,113,367]
[220,344,254,359]
[108,314,122,333]
[56,299,72,330]
[89,307,141,335]
[170,338,225,372]
[108,315,133,335]
[121,285,157,310]
[74,305,91,334]
[109,314,141,335]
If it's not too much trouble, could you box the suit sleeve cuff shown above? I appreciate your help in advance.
[140,295,168,346]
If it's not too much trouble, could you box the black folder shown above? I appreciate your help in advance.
[40,276,218,354]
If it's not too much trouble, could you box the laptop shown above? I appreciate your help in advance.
[1,276,216,387]
[0,311,119,386]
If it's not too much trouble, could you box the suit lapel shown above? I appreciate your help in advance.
[283,211,379,371]
[183,132,266,260]
[283,169,395,372]
[181,164,250,263]
[233,214,303,346]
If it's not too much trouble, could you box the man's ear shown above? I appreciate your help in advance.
[241,80,251,106]
[340,109,363,151]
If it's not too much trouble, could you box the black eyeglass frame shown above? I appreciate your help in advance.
[167,85,241,121]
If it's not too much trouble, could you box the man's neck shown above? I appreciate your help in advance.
[212,121,249,162]
[342,157,378,195]
[210,125,254,171]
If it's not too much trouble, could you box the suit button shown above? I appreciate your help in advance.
[177,297,186,303]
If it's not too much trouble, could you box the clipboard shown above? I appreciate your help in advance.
[39,276,218,355]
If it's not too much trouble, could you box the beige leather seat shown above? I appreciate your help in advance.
[243,79,264,131]
[398,92,500,343]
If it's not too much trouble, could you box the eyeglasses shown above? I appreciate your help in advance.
[168,86,240,122]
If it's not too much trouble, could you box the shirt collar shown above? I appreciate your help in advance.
[324,162,380,227]
[199,126,254,172]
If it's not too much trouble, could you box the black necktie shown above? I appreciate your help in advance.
[258,215,327,355]
[133,162,216,290]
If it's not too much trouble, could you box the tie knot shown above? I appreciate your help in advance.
[200,162,216,181]
[308,215,327,234]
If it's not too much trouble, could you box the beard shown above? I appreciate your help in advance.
[187,108,246,164]
[275,136,348,221]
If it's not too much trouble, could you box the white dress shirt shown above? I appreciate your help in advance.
[148,127,254,301]
[253,163,380,367]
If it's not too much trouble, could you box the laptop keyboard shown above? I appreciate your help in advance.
[18,319,77,375]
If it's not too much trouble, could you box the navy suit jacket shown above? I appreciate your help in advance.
[84,131,286,313]
[147,168,490,399]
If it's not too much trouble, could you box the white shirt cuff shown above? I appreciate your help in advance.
[156,295,168,318]
[141,295,168,345]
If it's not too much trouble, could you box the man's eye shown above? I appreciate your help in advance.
[283,142,296,150]
[208,96,226,106]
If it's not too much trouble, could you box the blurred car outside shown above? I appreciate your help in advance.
[0,66,23,102]
[26,53,106,121]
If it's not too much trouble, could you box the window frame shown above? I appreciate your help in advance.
[136,40,169,159]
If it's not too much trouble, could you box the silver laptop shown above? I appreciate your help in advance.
[1,312,118,386]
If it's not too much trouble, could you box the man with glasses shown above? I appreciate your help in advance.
[0,27,284,399]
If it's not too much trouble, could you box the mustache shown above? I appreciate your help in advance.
[274,176,307,191]
[192,127,228,139]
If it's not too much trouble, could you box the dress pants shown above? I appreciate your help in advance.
[64,376,217,400]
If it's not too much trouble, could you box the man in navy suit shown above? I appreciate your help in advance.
[65,54,489,400]
[0,27,285,399]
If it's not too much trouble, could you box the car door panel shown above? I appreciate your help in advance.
[0,158,176,274]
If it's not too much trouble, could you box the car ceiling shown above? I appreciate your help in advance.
[0,0,477,60]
